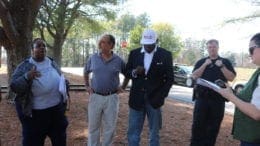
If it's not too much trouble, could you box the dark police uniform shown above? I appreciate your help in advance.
[190,56,236,146]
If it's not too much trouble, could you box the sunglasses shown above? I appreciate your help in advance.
[249,45,260,55]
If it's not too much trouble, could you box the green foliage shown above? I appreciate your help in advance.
[114,13,151,50]
[115,13,150,41]
[128,25,144,50]
[69,19,104,39]
[117,14,136,35]
[176,38,207,65]
[62,38,89,67]
[36,0,118,40]
[183,38,207,58]
[221,51,237,67]
[127,22,183,59]
[35,0,118,65]
[135,13,150,28]
[185,50,197,65]
[152,23,183,58]
[199,40,207,57]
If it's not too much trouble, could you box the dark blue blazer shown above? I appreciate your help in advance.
[125,47,174,110]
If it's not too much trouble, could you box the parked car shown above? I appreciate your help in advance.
[173,65,193,87]
[232,81,246,95]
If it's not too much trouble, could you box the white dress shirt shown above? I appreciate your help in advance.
[141,46,157,75]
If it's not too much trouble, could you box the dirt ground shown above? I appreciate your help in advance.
[0,72,239,146]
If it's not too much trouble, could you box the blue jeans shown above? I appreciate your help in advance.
[127,101,162,146]
[241,141,260,146]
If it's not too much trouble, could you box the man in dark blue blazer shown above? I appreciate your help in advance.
[125,29,174,146]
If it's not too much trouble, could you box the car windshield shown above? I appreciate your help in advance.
[179,66,193,74]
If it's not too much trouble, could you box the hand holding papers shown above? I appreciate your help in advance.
[59,74,70,110]
[59,74,68,102]
[196,78,222,92]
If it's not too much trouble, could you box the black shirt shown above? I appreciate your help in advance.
[193,56,236,100]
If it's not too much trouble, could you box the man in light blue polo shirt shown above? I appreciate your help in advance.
[84,34,128,146]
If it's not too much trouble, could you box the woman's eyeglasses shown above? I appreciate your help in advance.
[249,45,260,55]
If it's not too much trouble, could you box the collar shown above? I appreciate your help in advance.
[141,45,157,54]
[98,51,114,56]
[207,55,221,60]
[29,56,48,64]
[98,51,115,61]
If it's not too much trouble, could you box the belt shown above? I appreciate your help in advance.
[93,90,117,96]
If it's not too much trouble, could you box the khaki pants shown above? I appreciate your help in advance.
[87,93,119,146]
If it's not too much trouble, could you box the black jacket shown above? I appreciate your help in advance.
[125,47,174,110]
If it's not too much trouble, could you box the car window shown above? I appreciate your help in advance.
[174,66,187,75]
[179,66,193,74]
[180,69,185,74]
[174,66,180,72]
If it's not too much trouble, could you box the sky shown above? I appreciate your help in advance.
[121,0,260,54]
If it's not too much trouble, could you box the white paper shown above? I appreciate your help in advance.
[59,74,68,102]
[196,78,220,91]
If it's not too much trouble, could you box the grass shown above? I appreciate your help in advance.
[233,67,256,82]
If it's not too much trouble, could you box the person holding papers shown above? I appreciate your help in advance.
[190,39,236,146]
[10,38,69,146]
[217,33,260,146]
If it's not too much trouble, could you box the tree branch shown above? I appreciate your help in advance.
[1,0,8,8]
[38,11,56,37]
[35,21,53,49]
[46,23,56,38]
[224,13,260,24]
[64,0,82,38]
[31,0,42,19]
[36,21,46,41]
[44,1,58,31]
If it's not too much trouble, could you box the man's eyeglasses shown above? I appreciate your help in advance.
[249,45,260,55]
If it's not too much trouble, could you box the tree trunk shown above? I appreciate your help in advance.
[4,41,30,101]
[0,0,41,81]
[5,44,30,82]
[52,36,65,67]
[0,0,42,100]
[72,40,76,66]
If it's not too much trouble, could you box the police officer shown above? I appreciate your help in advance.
[190,39,236,146]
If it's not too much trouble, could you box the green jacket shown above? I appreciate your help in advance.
[233,68,260,143]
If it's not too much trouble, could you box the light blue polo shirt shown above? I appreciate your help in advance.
[84,53,125,93]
